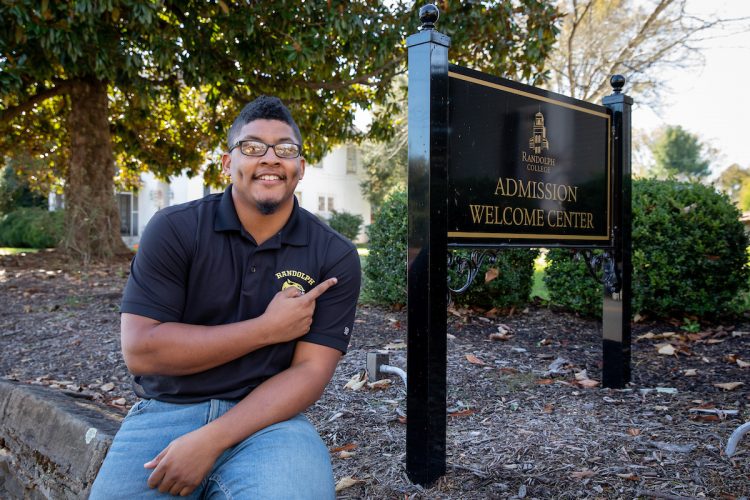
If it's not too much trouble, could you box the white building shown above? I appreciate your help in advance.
[116,144,370,247]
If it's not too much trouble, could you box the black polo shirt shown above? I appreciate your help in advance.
[121,186,361,403]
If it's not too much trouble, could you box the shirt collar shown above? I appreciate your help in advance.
[214,185,308,247]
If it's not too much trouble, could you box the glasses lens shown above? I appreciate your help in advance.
[274,143,300,158]
[240,141,268,156]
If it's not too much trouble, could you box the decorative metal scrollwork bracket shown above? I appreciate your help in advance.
[577,250,621,295]
[447,249,499,298]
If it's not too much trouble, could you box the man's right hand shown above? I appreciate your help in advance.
[260,277,338,344]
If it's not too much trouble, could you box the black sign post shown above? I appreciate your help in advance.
[405,4,632,486]
[405,4,449,486]
[602,77,633,388]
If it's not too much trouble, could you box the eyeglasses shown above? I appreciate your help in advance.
[229,140,302,159]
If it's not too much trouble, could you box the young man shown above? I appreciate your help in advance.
[90,96,361,498]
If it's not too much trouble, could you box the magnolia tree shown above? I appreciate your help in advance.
[1,1,558,261]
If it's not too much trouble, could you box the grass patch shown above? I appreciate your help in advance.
[530,250,549,301]
[0,247,40,255]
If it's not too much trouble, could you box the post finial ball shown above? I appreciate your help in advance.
[419,4,439,30]
[610,75,625,93]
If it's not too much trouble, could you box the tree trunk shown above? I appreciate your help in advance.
[64,79,129,263]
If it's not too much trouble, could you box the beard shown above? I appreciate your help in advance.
[255,200,281,215]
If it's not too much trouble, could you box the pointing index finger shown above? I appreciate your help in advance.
[304,277,338,300]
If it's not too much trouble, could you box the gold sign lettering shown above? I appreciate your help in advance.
[494,177,578,203]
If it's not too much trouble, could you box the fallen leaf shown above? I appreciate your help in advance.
[344,371,368,391]
[683,369,698,377]
[713,382,744,391]
[615,473,639,481]
[489,332,512,341]
[499,367,518,374]
[706,339,725,345]
[574,370,588,381]
[448,409,476,417]
[484,267,499,283]
[367,379,392,390]
[112,398,127,406]
[577,378,600,389]
[627,428,641,436]
[656,343,676,356]
[100,382,115,392]
[384,342,406,350]
[497,323,513,334]
[571,469,595,479]
[692,414,720,422]
[397,415,407,424]
[633,313,644,323]
[542,404,554,414]
[737,359,750,368]
[535,378,554,385]
[635,332,656,342]
[465,354,486,365]
[337,450,355,459]
[330,443,357,453]
[335,476,363,492]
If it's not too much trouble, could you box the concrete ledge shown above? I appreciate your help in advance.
[0,381,123,499]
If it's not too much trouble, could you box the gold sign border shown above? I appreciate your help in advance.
[448,70,612,243]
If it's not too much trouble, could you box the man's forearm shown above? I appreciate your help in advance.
[121,313,274,376]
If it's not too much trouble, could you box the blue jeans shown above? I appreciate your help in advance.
[89,399,335,499]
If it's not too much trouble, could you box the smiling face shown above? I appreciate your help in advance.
[222,119,305,217]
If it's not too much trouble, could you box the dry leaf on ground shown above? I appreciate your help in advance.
[571,469,595,479]
[489,332,513,341]
[713,382,744,391]
[367,379,392,390]
[465,354,486,365]
[657,343,676,356]
[384,342,406,350]
[577,378,600,388]
[448,409,476,418]
[335,476,363,492]
[343,371,367,391]
[330,443,357,453]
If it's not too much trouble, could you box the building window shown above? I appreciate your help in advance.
[117,192,139,236]
[346,145,358,173]
[318,195,335,213]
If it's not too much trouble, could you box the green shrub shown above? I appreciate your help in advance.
[544,248,603,317]
[450,248,538,310]
[544,179,750,318]
[632,179,748,317]
[328,210,364,241]
[0,165,47,215]
[362,190,407,306]
[363,190,537,309]
[0,207,64,248]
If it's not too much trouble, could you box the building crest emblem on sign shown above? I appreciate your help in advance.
[529,111,550,154]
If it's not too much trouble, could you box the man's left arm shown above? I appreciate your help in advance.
[144,341,341,496]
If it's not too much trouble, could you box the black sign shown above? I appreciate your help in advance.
[447,65,612,247]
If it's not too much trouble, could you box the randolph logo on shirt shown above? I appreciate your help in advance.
[275,269,316,293]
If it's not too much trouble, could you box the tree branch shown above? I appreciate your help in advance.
[0,80,77,126]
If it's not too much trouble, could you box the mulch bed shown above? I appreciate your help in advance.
[1,250,748,499]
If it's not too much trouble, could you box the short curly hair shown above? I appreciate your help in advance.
[226,96,302,150]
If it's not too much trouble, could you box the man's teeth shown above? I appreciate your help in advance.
[258,175,281,181]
